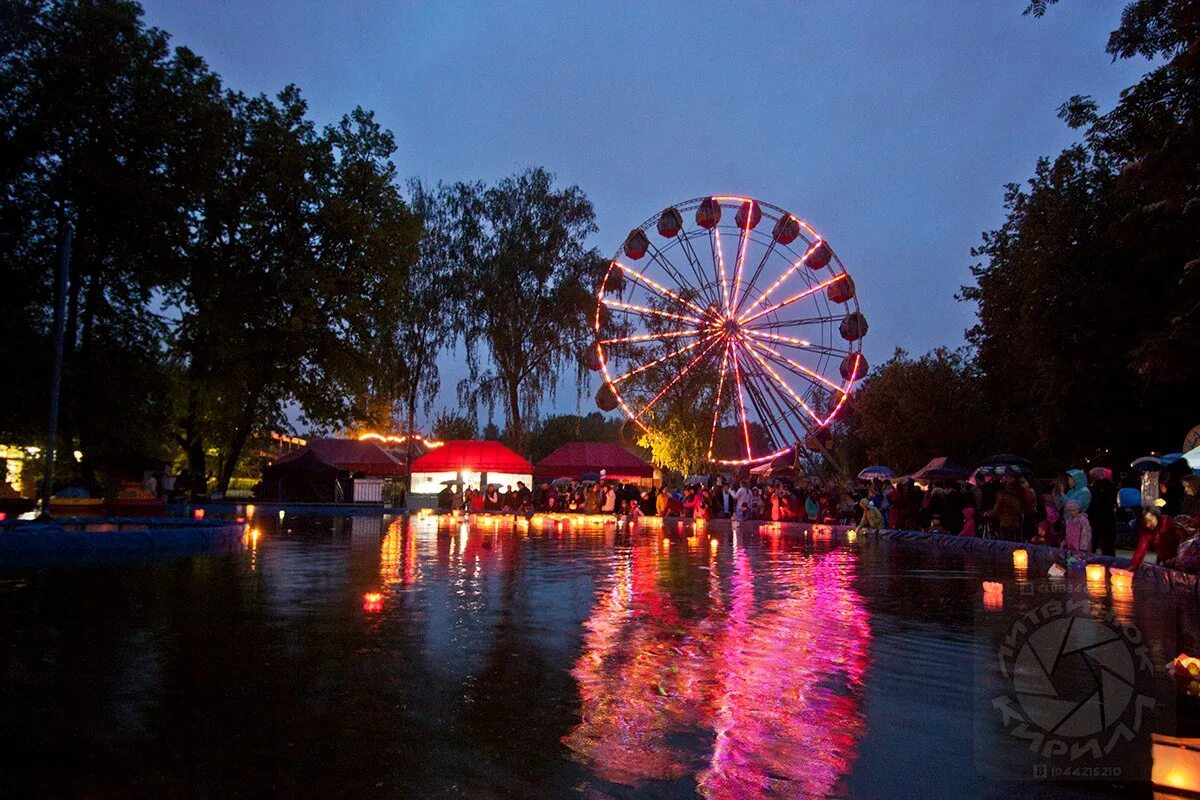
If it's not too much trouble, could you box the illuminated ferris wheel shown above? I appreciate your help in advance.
[591,195,868,467]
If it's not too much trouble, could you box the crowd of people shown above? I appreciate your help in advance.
[437,459,1200,574]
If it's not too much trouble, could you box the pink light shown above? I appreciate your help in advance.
[707,341,732,460]
[730,345,754,460]
[598,329,704,346]
[635,337,724,421]
[612,260,707,316]
[193,508,205,520]
[743,329,811,348]
[602,297,704,327]
[712,225,731,313]
[609,334,719,385]
[740,272,848,327]
[728,201,754,312]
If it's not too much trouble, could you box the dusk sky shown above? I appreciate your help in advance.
[141,1,1149,428]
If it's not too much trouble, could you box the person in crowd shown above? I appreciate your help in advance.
[468,488,485,513]
[1018,477,1038,541]
[656,487,670,516]
[1062,469,1092,514]
[1088,467,1118,556]
[1164,459,1192,516]
[1130,506,1180,570]
[928,515,946,534]
[942,482,967,536]
[986,478,1023,541]
[1033,488,1061,546]
[601,483,616,513]
[436,483,454,511]
[1063,500,1092,552]
[483,485,500,512]
[858,498,883,529]
[803,492,819,522]
[959,506,977,537]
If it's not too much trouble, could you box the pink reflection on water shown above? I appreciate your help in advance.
[564,536,871,798]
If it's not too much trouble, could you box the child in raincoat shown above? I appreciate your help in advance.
[1064,500,1092,552]
[858,498,884,529]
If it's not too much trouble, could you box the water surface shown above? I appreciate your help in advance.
[0,514,1193,798]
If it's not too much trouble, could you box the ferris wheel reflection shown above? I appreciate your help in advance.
[563,533,871,798]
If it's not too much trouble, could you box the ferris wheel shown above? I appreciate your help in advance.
[591,195,868,467]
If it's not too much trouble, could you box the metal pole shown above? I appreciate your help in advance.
[39,222,72,519]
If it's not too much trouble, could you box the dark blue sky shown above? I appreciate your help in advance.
[142,1,1147,428]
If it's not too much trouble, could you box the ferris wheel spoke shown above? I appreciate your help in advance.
[728,202,754,312]
[598,329,705,346]
[749,313,846,330]
[738,239,825,322]
[710,227,731,313]
[731,238,778,319]
[609,333,719,385]
[706,341,732,460]
[740,272,849,326]
[735,359,790,454]
[633,336,724,422]
[729,341,754,460]
[603,297,706,327]
[738,338,822,426]
[744,328,852,359]
[748,338,846,395]
[640,242,717,312]
[664,233,722,310]
[612,260,708,317]
[734,339,812,446]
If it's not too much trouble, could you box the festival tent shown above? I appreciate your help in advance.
[907,457,972,482]
[259,449,348,502]
[534,442,655,482]
[273,438,407,477]
[409,440,532,495]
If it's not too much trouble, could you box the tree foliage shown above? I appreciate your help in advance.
[434,168,606,454]
[431,410,477,441]
[959,0,1200,469]
[841,348,992,474]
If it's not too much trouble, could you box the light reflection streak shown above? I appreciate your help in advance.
[564,537,871,797]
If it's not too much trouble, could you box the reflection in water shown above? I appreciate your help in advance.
[564,533,870,797]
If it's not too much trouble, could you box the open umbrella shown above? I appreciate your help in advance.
[979,453,1033,469]
[1131,455,1164,472]
[1160,452,1184,466]
[579,471,601,483]
[857,466,895,481]
[551,477,573,487]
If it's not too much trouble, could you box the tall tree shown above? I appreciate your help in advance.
[441,168,606,454]
[963,0,1200,466]
[0,0,223,480]
[169,91,421,492]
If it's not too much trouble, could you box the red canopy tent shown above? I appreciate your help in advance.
[534,442,654,481]
[273,438,407,477]
[411,440,531,475]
